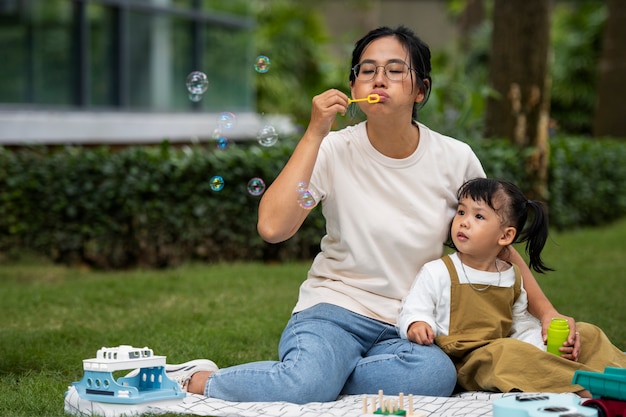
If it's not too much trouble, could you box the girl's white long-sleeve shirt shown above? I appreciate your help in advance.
[397,252,546,350]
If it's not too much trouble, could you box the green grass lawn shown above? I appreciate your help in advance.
[1,218,625,416]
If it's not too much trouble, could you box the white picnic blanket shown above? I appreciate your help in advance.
[64,386,511,417]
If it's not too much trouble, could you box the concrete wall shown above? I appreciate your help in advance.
[0,110,296,146]
[320,0,457,59]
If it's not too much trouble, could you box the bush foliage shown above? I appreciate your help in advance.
[0,141,323,268]
[1,135,625,268]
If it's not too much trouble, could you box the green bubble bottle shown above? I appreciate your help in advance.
[547,318,569,356]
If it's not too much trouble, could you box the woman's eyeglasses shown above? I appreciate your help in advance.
[352,62,416,82]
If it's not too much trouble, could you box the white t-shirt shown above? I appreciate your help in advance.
[397,252,545,350]
[292,121,485,324]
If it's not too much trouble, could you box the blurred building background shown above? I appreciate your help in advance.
[0,0,455,146]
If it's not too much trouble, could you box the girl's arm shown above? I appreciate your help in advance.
[508,247,581,360]
[398,266,443,342]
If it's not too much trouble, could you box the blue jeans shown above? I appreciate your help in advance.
[205,303,456,403]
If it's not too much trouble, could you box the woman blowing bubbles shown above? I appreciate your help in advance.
[161,26,580,403]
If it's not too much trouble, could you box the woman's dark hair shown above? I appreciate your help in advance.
[350,25,432,119]
[454,178,553,273]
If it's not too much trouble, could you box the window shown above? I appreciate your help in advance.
[0,0,255,112]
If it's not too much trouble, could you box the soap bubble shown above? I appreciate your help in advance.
[297,190,316,210]
[257,124,278,147]
[218,112,236,130]
[296,181,308,194]
[182,145,194,157]
[210,128,228,149]
[216,137,229,150]
[247,177,266,196]
[254,55,271,73]
[186,71,209,95]
[210,175,225,192]
[295,181,317,210]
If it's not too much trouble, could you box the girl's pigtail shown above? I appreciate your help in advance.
[520,200,553,273]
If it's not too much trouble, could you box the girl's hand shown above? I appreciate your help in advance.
[407,321,435,345]
[307,89,349,139]
[542,314,581,361]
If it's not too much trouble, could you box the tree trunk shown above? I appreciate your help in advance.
[457,0,485,49]
[485,0,551,201]
[593,0,626,138]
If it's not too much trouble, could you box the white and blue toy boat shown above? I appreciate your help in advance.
[69,345,186,404]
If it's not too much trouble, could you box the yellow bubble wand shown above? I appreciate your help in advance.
[348,94,380,104]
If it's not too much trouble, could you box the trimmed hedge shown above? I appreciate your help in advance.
[549,137,626,228]
[468,136,626,229]
[0,142,323,268]
[470,136,626,229]
[1,136,625,268]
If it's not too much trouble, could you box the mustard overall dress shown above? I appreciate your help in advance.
[435,255,626,393]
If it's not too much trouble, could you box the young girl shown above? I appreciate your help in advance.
[398,177,626,396]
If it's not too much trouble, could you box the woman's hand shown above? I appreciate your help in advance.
[542,313,581,361]
[507,248,581,361]
[307,89,349,140]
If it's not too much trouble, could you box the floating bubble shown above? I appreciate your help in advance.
[188,93,203,102]
[216,137,229,150]
[210,175,225,192]
[211,128,228,149]
[254,55,271,73]
[297,190,317,210]
[247,177,266,196]
[218,112,236,130]
[186,71,209,95]
[257,124,278,147]
[296,181,308,195]
[182,145,194,157]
